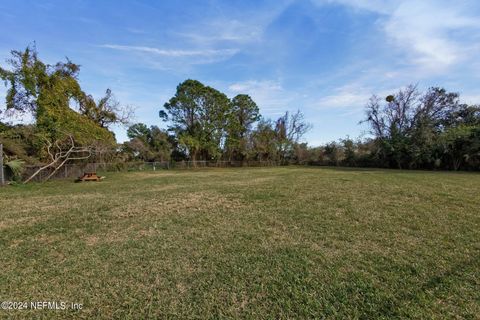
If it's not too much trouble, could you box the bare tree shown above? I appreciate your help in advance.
[275,110,312,161]
[79,89,135,128]
[362,85,421,169]
[24,135,93,183]
[363,85,419,139]
[286,110,311,143]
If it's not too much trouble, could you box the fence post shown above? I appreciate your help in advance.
[0,144,4,186]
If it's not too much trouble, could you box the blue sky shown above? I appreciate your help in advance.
[1,0,479,145]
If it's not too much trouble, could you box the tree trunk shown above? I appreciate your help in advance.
[44,157,70,181]
[191,150,197,167]
[24,160,59,184]
[453,157,461,171]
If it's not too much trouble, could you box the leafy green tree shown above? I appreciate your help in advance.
[439,126,476,170]
[160,80,230,161]
[125,123,172,161]
[127,123,150,142]
[0,123,41,164]
[225,94,260,161]
[323,141,342,166]
[342,138,356,166]
[292,142,310,164]
[249,119,278,161]
[123,137,150,161]
[408,87,461,168]
[148,126,172,161]
[0,46,114,149]
[466,127,480,168]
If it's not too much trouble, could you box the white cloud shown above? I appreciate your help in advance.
[227,80,298,115]
[314,84,372,111]
[462,94,480,105]
[317,0,480,73]
[100,44,238,58]
[97,2,292,71]
[313,82,400,115]
[175,20,263,44]
[317,0,397,14]
[174,2,293,46]
[228,80,282,93]
[384,1,480,72]
[316,92,368,110]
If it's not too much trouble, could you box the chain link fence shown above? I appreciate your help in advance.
[20,160,284,182]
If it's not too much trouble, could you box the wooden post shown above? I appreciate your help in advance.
[0,144,4,186]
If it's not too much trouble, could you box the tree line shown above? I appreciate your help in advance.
[122,79,311,164]
[121,84,480,171]
[1,46,479,182]
[296,86,479,171]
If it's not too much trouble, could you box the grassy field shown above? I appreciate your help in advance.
[0,167,479,319]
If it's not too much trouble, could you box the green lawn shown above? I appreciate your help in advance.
[1,167,479,319]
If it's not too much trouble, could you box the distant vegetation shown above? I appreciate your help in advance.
[1,46,479,180]
[336,85,480,170]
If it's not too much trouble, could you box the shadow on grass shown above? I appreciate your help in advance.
[367,253,480,318]
[304,165,480,175]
